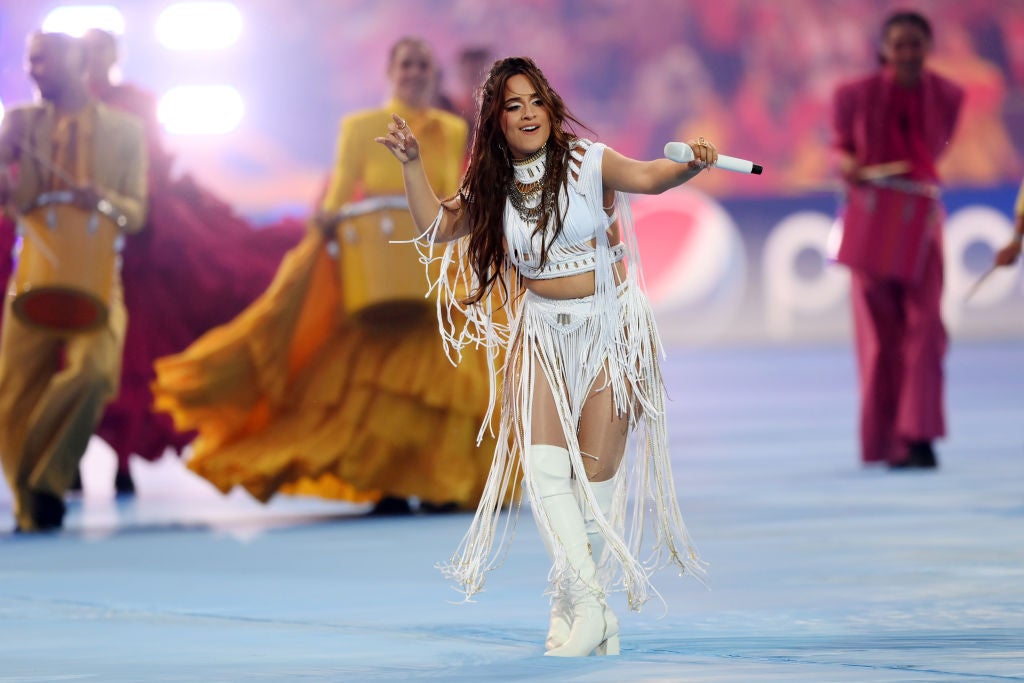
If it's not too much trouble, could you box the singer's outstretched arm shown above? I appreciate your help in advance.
[602,143,715,195]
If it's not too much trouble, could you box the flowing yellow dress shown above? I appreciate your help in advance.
[152,99,499,507]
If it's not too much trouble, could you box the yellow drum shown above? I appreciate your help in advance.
[332,196,430,324]
[10,192,126,333]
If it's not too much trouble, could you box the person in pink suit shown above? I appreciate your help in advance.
[832,10,963,469]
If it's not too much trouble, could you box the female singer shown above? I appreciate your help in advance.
[378,56,715,656]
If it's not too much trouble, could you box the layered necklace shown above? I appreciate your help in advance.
[508,143,554,224]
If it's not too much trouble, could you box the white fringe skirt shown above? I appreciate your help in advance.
[440,279,705,610]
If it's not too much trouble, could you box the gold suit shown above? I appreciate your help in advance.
[0,101,146,530]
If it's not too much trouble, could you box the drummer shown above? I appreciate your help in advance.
[0,31,146,532]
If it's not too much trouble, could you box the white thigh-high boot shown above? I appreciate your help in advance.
[528,444,619,657]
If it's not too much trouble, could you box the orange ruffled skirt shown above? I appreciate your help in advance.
[152,230,501,507]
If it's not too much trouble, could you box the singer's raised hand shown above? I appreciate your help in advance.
[375,113,420,164]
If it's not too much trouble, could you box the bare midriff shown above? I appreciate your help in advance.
[520,221,626,300]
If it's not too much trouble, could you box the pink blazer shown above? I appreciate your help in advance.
[833,69,963,169]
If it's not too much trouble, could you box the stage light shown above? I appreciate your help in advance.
[158,85,244,135]
[0,98,5,125]
[41,5,125,36]
[156,2,242,50]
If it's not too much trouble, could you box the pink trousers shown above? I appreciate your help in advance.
[849,239,947,464]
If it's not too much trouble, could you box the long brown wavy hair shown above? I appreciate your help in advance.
[458,57,589,305]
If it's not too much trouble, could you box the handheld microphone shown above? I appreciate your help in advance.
[664,142,763,175]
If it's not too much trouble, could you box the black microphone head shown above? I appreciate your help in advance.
[752,164,764,175]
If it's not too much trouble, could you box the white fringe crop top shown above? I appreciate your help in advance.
[504,138,625,280]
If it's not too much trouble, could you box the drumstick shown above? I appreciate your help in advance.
[964,265,997,302]
[793,161,914,194]
[12,141,128,225]
[14,141,115,209]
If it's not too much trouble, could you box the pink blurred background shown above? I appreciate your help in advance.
[1,0,1021,217]
[1,0,1022,345]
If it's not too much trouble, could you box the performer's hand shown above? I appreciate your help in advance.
[994,238,1022,267]
[839,157,863,184]
[314,209,340,239]
[375,113,420,164]
[72,185,102,210]
[685,136,718,172]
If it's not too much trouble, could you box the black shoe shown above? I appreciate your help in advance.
[32,491,66,531]
[368,496,413,516]
[114,468,136,496]
[890,441,938,470]
[419,501,460,514]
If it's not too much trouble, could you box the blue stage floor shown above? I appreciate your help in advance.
[1,341,1022,681]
